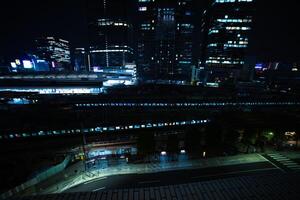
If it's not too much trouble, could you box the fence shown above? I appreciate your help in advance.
[0,155,71,199]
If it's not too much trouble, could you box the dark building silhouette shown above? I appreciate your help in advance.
[73,48,89,72]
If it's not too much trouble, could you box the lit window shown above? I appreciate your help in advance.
[139,6,147,11]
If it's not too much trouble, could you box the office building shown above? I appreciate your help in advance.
[73,48,89,72]
[87,0,134,69]
[9,54,50,72]
[137,0,195,83]
[200,0,255,84]
[35,37,71,71]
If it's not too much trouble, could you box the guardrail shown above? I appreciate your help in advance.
[0,155,71,199]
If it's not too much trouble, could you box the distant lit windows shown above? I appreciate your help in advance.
[15,59,21,65]
[215,0,236,3]
[208,43,218,47]
[224,44,247,48]
[139,6,147,11]
[217,18,252,23]
[10,62,17,68]
[141,23,151,30]
[215,0,253,3]
[206,59,245,65]
[97,19,129,27]
[208,29,219,34]
[23,60,33,69]
[225,26,251,30]
[185,11,192,16]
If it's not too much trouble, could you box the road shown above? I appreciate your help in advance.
[65,161,281,193]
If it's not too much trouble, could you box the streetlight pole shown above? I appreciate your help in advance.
[77,112,87,172]
[81,122,87,172]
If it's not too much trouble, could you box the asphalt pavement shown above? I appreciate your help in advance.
[65,161,279,193]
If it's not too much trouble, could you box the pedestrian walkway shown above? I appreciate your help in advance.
[268,153,300,171]
[11,171,300,200]
[40,154,267,194]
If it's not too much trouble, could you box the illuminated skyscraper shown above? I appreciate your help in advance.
[137,0,195,83]
[35,37,71,70]
[200,0,255,83]
[87,0,134,70]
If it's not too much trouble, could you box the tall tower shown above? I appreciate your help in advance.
[35,37,71,71]
[201,0,255,84]
[87,0,134,69]
[137,0,195,83]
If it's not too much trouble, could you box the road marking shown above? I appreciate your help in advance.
[258,154,286,173]
[191,167,279,179]
[84,177,107,185]
[138,180,160,184]
[93,187,106,192]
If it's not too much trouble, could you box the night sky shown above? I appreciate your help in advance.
[0,0,299,62]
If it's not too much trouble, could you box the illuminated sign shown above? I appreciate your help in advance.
[23,60,33,68]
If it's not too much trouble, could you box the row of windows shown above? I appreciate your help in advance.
[206,60,245,64]
[226,26,251,30]
[0,119,210,140]
[209,29,219,34]
[228,40,248,44]
[208,56,243,61]
[217,19,252,23]
[224,44,247,48]
[0,88,103,94]
[207,42,248,48]
[75,101,300,108]
[215,0,253,3]
[209,26,251,34]
[208,43,218,47]
[139,6,148,11]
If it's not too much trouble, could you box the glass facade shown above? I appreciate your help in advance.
[87,1,134,68]
[35,37,71,70]
[200,0,254,83]
[137,0,195,82]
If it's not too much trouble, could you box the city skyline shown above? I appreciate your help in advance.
[0,0,299,62]
[1,1,300,199]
